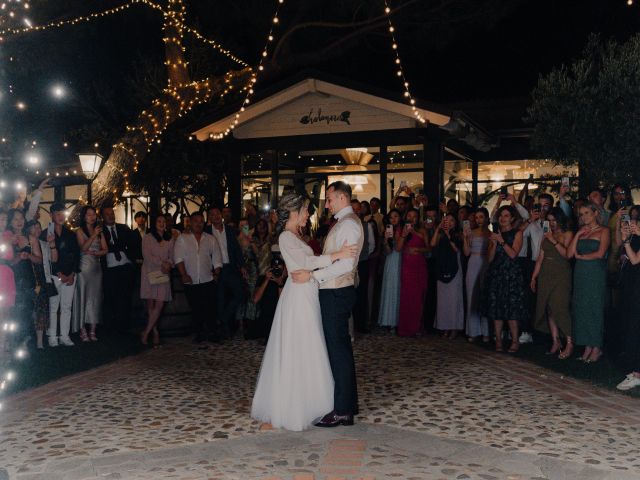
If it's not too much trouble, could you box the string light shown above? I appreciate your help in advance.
[0,0,248,67]
[208,0,286,140]
[382,0,426,124]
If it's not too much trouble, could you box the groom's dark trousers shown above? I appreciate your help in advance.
[319,286,358,416]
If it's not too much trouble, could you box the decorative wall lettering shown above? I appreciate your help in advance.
[300,108,351,126]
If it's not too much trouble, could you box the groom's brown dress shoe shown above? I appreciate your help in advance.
[314,411,354,428]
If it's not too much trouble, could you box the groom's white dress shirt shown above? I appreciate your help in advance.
[313,206,363,288]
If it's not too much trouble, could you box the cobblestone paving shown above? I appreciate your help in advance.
[1,334,639,479]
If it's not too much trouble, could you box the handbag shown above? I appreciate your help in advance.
[148,270,170,285]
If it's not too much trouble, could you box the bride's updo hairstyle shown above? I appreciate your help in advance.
[275,193,309,237]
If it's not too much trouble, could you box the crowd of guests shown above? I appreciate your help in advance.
[371,183,640,392]
[1,179,639,392]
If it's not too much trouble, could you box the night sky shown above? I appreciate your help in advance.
[0,0,638,171]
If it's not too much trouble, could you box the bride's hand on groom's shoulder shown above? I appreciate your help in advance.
[291,270,311,283]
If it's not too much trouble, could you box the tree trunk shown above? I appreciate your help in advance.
[83,0,251,213]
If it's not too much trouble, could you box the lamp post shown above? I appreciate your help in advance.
[77,153,103,204]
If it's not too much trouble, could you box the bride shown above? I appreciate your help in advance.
[251,193,358,431]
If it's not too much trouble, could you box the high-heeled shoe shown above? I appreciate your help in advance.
[585,350,602,364]
[80,329,90,343]
[546,337,561,355]
[558,340,573,360]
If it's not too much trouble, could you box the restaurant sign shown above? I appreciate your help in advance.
[300,108,351,126]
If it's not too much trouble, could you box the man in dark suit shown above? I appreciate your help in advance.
[131,211,148,264]
[101,206,136,333]
[205,206,246,340]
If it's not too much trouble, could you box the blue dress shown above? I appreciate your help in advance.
[378,243,402,328]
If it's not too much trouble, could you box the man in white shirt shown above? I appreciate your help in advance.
[175,212,223,343]
[291,181,364,428]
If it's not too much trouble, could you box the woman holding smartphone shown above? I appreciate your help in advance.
[431,214,464,339]
[463,207,492,342]
[568,203,609,363]
[378,209,403,330]
[530,207,574,358]
[485,205,526,352]
[396,208,429,337]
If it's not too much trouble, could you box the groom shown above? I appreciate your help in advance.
[291,181,364,427]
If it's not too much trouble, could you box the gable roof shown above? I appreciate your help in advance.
[192,74,451,141]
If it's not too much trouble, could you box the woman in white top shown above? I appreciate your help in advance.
[251,193,357,431]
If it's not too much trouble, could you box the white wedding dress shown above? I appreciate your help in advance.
[251,231,334,431]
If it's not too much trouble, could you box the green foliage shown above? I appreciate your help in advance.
[528,34,640,185]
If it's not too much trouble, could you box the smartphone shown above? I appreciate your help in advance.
[500,186,508,196]
[241,225,250,236]
[47,222,55,237]
[533,203,541,212]
[385,224,393,236]
[619,198,627,209]
[462,220,471,232]
[542,221,550,233]
[621,214,631,226]
[399,180,407,189]
[561,177,570,188]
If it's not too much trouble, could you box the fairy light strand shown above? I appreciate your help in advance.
[0,0,248,66]
[382,0,426,124]
[208,0,286,140]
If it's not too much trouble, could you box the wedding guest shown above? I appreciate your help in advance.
[397,208,428,337]
[568,202,609,363]
[206,206,246,340]
[245,202,259,229]
[616,221,640,390]
[365,197,384,234]
[174,211,222,343]
[131,211,148,265]
[236,218,259,335]
[463,207,491,342]
[163,213,181,240]
[74,206,108,342]
[26,221,52,349]
[7,209,37,344]
[588,188,610,225]
[102,206,135,333]
[431,214,464,339]
[423,204,439,332]
[361,201,381,323]
[251,255,287,343]
[0,210,16,335]
[377,209,402,330]
[180,214,191,233]
[530,207,574,358]
[140,215,175,347]
[222,207,237,229]
[268,209,278,240]
[253,218,272,276]
[485,205,525,353]
[43,202,80,347]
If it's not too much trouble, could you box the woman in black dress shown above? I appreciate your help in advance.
[615,221,640,391]
[485,205,526,353]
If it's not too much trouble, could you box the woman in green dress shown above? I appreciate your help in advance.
[568,202,610,363]
[530,207,574,359]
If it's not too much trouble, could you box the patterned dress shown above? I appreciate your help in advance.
[484,229,526,322]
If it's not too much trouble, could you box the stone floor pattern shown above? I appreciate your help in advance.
[1,334,639,480]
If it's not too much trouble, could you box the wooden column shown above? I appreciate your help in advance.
[271,150,280,209]
[423,140,444,206]
[472,157,479,207]
[379,145,388,214]
[228,153,242,222]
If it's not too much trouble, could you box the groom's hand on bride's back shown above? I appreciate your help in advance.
[291,270,311,283]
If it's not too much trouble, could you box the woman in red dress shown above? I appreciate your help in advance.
[397,208,429,336]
